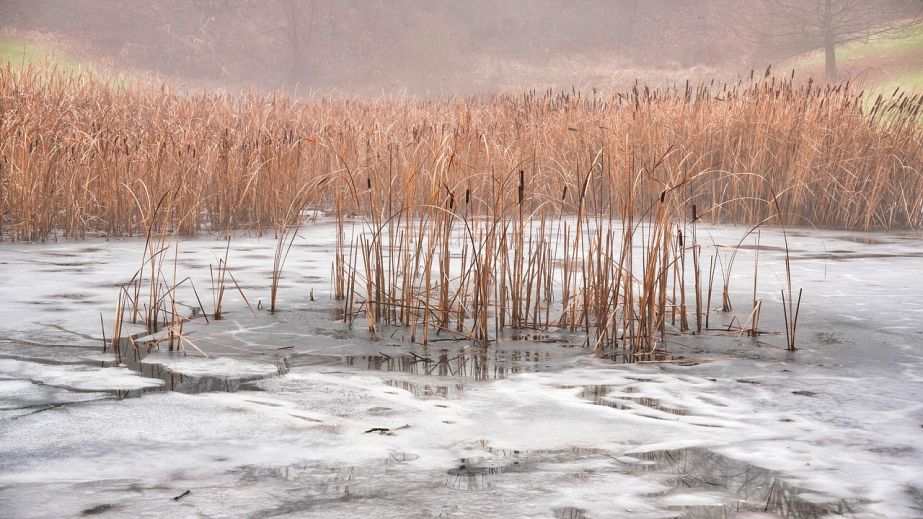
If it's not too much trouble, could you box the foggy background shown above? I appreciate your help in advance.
[2,0,921,94]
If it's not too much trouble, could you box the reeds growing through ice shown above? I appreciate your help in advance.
[331,147,798,358]
[4,64,919,355]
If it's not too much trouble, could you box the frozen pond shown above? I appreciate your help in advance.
[1,222,922,518]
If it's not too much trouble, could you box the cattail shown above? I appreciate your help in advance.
[518,170,525,205]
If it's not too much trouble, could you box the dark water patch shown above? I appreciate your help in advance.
[906,484,923,514]
[814,331,848,345]
[612,454,658,469]
[837,235,889,245]
[444,445,610,491]
[235,461,396,518]
[626,448,868,517]
[288,414,323,423]
[566,385,688,416]
[243,399,284,407]
[553,506,589,519]
[136,355,289,394]
[286,352,343,368]
[39,260,94,267]
[867,445,915,456]
[41,250,82,258]
[505,332,570,344]
[385,379,463,398]
[623,396,689,416]
[38,267,86,273]
[446,464,507,490]
[340,347,563,381]
[365,406,395,415]
[490,445,609,459]
[23,303,67,313]
[388,451,420,463]
[598,348,695,364]
[694,395,728,408]
[689,422,724,429]
[445,450,540,491]
[98,335,292,397]
[81,504,117,515]
[50,293,100,303]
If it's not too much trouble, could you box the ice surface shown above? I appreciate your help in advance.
[140,352,283,378]
[0,379,110,412]
[0,358,164,392]
[0,223,921,518]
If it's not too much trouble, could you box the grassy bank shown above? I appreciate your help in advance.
[790,21,923,93]
[0,32,85,74]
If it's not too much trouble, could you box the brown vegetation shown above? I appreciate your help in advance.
[3,64,920,356]
[1,64,921,242]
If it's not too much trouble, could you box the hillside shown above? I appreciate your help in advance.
[0,31,82,72]
[3,19,923,96]
[789,20,923,93]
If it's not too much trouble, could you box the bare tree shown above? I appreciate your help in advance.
[277,0,318,83]
[753,0,921,81]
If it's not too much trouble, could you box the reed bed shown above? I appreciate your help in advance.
[1,65,921,242]
[333,154,787,357]
[5,64,919,356]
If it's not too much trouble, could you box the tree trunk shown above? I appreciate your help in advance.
[822,0,836,83]
[824,41,837,82]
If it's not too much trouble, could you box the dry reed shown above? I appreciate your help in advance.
[1,65,921,243]
[5,64,919,357]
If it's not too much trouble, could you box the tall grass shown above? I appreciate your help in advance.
[4,64,921,356]
[330,147,794,357]
[1,65,921,243]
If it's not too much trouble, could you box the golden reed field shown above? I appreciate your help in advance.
[3,65,922,355]
[1,64,921,242]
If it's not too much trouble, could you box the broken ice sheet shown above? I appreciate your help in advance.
[0,225,922,517]
[0,358,164,392]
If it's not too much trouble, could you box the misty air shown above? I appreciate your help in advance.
[1,1,922,518]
